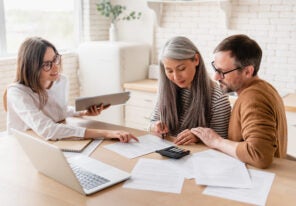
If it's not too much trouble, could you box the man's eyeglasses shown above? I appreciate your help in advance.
[41,54,62,72]
[211,61,242,79]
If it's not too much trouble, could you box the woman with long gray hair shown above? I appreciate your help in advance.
[150,36,231,145]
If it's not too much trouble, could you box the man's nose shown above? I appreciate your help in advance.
[213,72,222,81]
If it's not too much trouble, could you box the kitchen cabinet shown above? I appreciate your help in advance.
[123,79,157,131]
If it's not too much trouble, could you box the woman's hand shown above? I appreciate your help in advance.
[150,121,169,138]
[174,129,199,145]
[80,104,110,116]
[105,130,139,143]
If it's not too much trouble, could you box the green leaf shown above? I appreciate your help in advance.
[96,0,141,22]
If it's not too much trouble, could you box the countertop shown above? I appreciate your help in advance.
[123,79,158,93]
[123,79,296,112]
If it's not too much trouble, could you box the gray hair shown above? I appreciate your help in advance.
[158,36,213,133]
[160,36,198,60]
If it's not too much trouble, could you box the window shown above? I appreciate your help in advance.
[0,0,81,57]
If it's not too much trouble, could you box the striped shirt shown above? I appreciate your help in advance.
[150,84,231,138]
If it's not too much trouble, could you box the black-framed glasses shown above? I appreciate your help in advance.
[211,61,242,79]
[41,54,62,72]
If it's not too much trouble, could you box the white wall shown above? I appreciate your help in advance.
[85,0,296,94]
[82,0,109,41]
[153,0,296,94]
[82,0,154,46]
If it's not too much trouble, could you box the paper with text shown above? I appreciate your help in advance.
[104,134,173,158]
[203,169,275,206]
[123,158,184,193]
[192,149,252,188]
[164,154,195,179]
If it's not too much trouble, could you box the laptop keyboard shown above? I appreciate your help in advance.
[71,165,110,190]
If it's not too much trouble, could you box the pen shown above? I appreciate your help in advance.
[159,112,166,139]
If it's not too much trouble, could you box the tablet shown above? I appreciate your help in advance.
[75,91,130,111]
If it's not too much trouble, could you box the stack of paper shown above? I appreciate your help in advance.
[192,150,252,188]
[203,169,275,206]
[122,148,275,205]
[192,150,275,206]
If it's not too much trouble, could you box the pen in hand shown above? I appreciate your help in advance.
[159,113,167,139]
[161,123,165,139]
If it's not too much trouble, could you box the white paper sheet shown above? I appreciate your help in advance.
[203,169,275,206]
[123,158,184,194]
[192,149,252,188]
[104,134,173,158]
[193,149,236,159]
[164,154,195,179]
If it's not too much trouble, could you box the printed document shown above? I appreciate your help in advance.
[203,169,275,206]
[104,134,173,158]
[192,149,252,188]
[164,154,195,179]
[123,158,184,193]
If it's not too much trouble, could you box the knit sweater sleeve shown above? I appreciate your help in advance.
[235,90,278,169]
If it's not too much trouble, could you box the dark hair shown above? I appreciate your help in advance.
[16,37,59,108]
[214,34,262,76]
[158,36,213,133]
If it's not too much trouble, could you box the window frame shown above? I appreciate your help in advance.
[0,0,83,57]
[0,0,7,56]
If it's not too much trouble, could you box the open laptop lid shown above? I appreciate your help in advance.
[12,129,85,194]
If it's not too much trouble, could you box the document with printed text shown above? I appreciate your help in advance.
[164,154,195,179]
[123,158,184,193]
[104,134,173,158]
[192,153,252,188]
[203,169,275,206]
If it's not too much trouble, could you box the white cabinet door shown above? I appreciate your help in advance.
[124,90,157,131]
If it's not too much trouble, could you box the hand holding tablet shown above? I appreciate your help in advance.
[75,91,130,112]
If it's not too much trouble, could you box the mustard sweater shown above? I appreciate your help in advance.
[228,79,287,168]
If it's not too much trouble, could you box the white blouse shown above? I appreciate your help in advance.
[7,75,85,140]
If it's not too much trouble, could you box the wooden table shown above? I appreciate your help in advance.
[1,117,296,206]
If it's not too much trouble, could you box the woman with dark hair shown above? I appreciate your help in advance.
[6,37,138,142]
[150,36,231,145]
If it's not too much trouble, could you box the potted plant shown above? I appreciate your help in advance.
[96,0,142,41]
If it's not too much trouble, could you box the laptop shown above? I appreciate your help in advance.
[12,129,131,195]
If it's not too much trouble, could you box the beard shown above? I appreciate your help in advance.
[218,80,234,94]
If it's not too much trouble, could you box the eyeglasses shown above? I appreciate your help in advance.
[211,61,242,79]
[41,54,61,72]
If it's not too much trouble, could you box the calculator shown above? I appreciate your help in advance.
[155,146,190,159]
